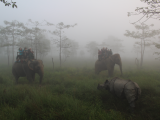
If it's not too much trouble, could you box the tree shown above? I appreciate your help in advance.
[79,50,85,57]
[152,36,160,60]
[25,19,53,59]
[86,41,99,58]
[132,44,141,58]
[69,40,79,58]
[51,22,77,67]
[124,23,160,67]
[36,33,50,59]
[0,20,25,64]
[128,0,160,23]
[0,0,17,8]
[0,33,11,66]
[61,39,79,61]
[101,36,124,53]
[17,32,51,60]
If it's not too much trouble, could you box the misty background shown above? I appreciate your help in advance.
[1,0,160,67]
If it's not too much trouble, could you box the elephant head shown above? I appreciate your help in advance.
[28,60,44,84]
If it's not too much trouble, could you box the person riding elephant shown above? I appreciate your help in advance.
[109,49,113,56]
[16,47,23,62]
[95,53,122,76]
[12,59,44,84]
[28,48,34,60]
[23,47,28,59]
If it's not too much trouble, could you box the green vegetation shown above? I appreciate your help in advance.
[0,60,160,120]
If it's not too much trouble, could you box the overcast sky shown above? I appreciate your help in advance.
[1,0,160,59]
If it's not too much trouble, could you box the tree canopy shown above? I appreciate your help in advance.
[128,0,160,23]
[0,0,17,8]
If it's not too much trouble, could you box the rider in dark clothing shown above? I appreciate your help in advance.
[110,49,113,56]
[108,49,113,57]
[28,48,34,60]
[23,47,28,59]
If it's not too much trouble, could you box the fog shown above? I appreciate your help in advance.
[1,0,160,65]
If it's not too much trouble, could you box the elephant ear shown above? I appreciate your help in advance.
[109,55,114,63]
[28,61,34,70]
[38,60,44,67]
[110,54,121,64]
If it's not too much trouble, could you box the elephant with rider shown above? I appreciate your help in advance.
[12,59,44,84]
[95,54,122,76]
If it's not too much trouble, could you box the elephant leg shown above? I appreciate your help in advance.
[26,74,33,83]
[129,101,135,113]
[110,67,114,76]
[108,67,114,77]
[32,73,35,81]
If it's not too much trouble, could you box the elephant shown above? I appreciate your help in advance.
[12,59,44,84]
[97,77,141,112]
[95,54,122,76]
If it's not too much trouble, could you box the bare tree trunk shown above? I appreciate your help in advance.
[35,27,38,59]
[52,58,54,72]
[140,39,143,67]
[8,55,9,66]
[35,37,38,59]
[7,45,9,66]
[12,34,14,64]
[36,42,37,59]
[60,29,61,68]
[141,26,145,67]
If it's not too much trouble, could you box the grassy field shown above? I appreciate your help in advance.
[0,59,160,120]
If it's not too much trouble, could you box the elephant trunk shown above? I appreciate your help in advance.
[119,62,123,76]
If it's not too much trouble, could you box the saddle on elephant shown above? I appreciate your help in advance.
[98,48,113,61]
[16,47,35,63]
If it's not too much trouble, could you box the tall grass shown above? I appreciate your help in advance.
[0,59,160,120]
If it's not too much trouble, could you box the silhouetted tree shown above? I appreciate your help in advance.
[0,33,11,66]
[50,22,77,67]
[25,19,53,59]
[0,0,17,8]
[61,39,79,61]
[0,20,25,64]
[153,36,160,60]
[17,32,51,60]
[79,50,85,57]
[124,23,160,67]
[86,41,98,58]
[128,0,160,23]
[102,36,124,53]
